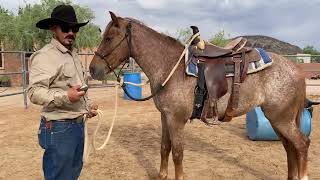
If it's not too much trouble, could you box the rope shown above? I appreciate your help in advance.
[122,79,150,87]
[83,79,148,162]
[162,32,200,86]
[83,84,119,163]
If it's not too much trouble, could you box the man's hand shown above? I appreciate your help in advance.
[67,85,85,103]
[87,104,98,118]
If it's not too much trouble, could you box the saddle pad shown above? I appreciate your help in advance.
[185,48,273,77]
[226,48,272,77]
[185,46,198,77]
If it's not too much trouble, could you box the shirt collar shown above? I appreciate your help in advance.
[50,38,78,54]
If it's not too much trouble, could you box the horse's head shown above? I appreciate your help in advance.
[89,12,132,80]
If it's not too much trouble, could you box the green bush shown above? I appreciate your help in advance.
[0,75,11,87]
[209,30,230,47]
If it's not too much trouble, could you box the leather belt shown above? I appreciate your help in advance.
[42,115,84,130]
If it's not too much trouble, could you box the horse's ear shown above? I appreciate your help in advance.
[109,11,119,27]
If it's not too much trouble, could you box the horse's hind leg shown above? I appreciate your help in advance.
[158,113,172,180]
[264,106,310,180]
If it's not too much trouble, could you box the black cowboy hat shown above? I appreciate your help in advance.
[36,4,89,29]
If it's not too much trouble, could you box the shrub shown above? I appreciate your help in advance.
[0,75,11,87]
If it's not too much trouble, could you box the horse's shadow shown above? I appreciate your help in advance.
[110,123,272,180]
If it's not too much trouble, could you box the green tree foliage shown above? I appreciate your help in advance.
[171,28,230,48]
[0,0,101,51]
[303,46,320,55]
[209,30,230,47]
[303,46,320,63]
[164,27,192,44]
[0,7,15,46]
[175,28,192,43]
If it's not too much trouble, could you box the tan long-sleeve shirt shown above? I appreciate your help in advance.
[28,38,90,121]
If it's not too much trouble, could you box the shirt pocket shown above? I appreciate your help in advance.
[62,63,76,78]
[57,63,77,87]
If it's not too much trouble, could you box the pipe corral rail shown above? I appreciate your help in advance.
[0,51,319,109]
[0,51,31,109]
[0,51,128,109]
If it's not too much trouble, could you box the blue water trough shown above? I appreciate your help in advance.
[123,72,142,100]
[246,107,312,141]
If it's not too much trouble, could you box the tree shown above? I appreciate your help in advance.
[163,27,192,44]
[303,46,320,63]
[0,6,15,47]
[303,46,320,55]
[209,30,230,47]
[175,28,192,43]
[168,28,231,48]
[0,0,101,51]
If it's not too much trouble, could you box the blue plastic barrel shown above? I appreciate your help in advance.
[246,107,312,140]
[123,72,142,100]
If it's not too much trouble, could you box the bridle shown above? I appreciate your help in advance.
[94,21,132,82]
[94,21,162,101]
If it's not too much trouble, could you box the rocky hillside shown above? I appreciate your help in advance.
[238,35,303,55]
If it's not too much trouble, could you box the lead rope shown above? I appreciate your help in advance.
[83,79,152,162]
[83,84,119,163]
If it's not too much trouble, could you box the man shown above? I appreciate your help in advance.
[28,4,98,180]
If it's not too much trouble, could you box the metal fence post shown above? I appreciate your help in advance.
[21,52,28,109]
[85,54,88,85]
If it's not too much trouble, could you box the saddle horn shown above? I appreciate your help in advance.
[190,26,199,35]
[190,26,204,49]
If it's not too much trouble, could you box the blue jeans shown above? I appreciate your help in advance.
[38,118,84,180]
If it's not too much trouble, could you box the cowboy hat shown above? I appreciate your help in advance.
[36,4,89,29]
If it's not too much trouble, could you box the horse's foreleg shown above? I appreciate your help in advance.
[167,114,187,180]
[159,113,172,180]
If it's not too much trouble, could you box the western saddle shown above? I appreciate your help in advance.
[189,26,260,125]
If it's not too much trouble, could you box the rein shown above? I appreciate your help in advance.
[95,20,200,101]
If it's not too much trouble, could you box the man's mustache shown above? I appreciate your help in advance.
[65,35,75,40]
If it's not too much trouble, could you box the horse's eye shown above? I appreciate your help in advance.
[105,37,112,43]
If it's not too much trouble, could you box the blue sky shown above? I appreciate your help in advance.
[1,0,320,50]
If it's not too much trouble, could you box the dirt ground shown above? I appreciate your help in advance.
[0,81,320,180]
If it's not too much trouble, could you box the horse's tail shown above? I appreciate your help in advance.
[296,86,307,129]
[295,103,304,129]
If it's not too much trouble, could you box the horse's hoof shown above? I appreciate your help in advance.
[158,173,168,180]
[176,176,185,180]
[202,118,221,126]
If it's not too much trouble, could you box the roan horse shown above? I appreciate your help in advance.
[89,12,309,180]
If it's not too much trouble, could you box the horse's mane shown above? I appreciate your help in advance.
[125,17,183,46]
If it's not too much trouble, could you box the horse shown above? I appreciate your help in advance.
[89,12,309,180]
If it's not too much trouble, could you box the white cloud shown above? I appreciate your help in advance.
[1,0,319,49]
[0,0,40,12]
[136,0,168,9]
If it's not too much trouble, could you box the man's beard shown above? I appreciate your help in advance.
[64,35,76,49]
